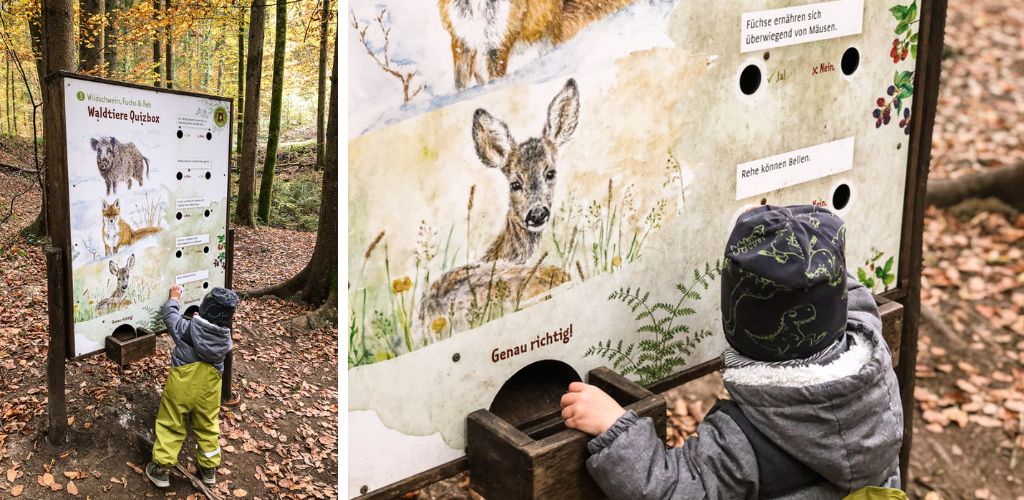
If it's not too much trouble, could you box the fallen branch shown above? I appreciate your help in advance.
[0,161,39,175]
[920,304,967,349]
[927,162,1024,209]
[135,432,222,500]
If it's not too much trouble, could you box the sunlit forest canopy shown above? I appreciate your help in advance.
[0,0,334,143]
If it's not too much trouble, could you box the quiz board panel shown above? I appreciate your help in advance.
[63,76,231,357]
[347,0,920,494]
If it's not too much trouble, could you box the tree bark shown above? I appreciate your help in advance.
[314,0,331,171]
[235,6,245,153]
[926,162,1024,209]
[246,27,338,324]
[152,0,162,86]
[234,0,265,227]
[256,0,286,223]
[23,4,48,238]
[164,0,173,89]
[103,0,119,77]
[78,0,104,73]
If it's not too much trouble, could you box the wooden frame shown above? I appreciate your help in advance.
[355,1,948,494]
[466,367,665,500]
[46,71,234,360]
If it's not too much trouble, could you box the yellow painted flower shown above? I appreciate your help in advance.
[430,317,447,334]
[391,276,413,294]
[611,256,622,268]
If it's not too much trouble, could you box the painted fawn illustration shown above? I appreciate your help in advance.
[439,0,636,90]
[91,136,150,195]
[96,254,135,315]
[419,79,580,340]
[102,199,161,256]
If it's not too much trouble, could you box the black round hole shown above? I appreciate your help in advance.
[176,130,183,139]
[206,132,212,140]
[832,184,851,210]
[203,282,209,289]
[203,246,209,254]
[841,47,860,76]
[204,209,211,217]
[176,172,183,180]
[184,305,200,318]
[205,172,212,180]
[739,65,762,95]
[175,212,183,220]
[175,250,182,258]
[452,353,460,362]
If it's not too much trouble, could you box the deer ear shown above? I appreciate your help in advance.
[126,254,135,270]
[543,79,580,147]
[472,109,514,170]
[90,138,99,151]
[108,260,117,275]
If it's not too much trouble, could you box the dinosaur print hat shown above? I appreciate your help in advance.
[721,204,847,362]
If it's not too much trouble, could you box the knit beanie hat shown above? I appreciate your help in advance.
[721,205,848,362]
[198,287,239,328]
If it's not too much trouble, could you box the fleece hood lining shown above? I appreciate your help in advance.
[722,332,872,388]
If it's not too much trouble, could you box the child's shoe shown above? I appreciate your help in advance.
[198,465,216,485]
[146,463,170,488]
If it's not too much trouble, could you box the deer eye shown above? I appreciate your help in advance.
[510,181,522,192]
[545,170,556,180]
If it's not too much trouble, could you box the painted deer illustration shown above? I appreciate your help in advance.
[96,254,135,315]
[439,0,636,90]
[418,79,580,340]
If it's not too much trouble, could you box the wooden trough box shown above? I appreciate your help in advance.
[467,366,666,500]
[105,325,156,366]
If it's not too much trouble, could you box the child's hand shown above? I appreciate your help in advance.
[168,285,182,301]
[560,382,626,436]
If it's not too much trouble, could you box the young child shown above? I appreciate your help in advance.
[561,204,904,498]
[146,285,238,489]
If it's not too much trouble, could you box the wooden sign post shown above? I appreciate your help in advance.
[346,0,948,496]
[44,72,236,441]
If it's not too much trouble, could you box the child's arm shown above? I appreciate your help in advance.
[563,383,759,499]
[162,286,191,344]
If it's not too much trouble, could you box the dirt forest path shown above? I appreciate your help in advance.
[0,166,339,499]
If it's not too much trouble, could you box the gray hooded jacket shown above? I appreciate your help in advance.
[163,299,232,375]
[586,277,904,499]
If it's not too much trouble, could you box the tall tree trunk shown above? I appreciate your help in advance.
[5,58,11,135]
[256,0,286,223]
[234,0,265,227]
[23,4,48,237]
[235,7,245,152]
[164,0,172,89]
[152,0,161,86]
[78,0,104,73]
[314,0,331,171]
[104,0,119,77]
[247,27,338,324]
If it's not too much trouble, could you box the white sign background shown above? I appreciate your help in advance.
[63,76,232,357]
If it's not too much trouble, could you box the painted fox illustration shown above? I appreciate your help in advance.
[101,199,160,256]
[91,136,150,196]
[439,0,637,89]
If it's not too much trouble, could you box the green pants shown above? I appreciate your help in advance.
[151,362,222,469]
